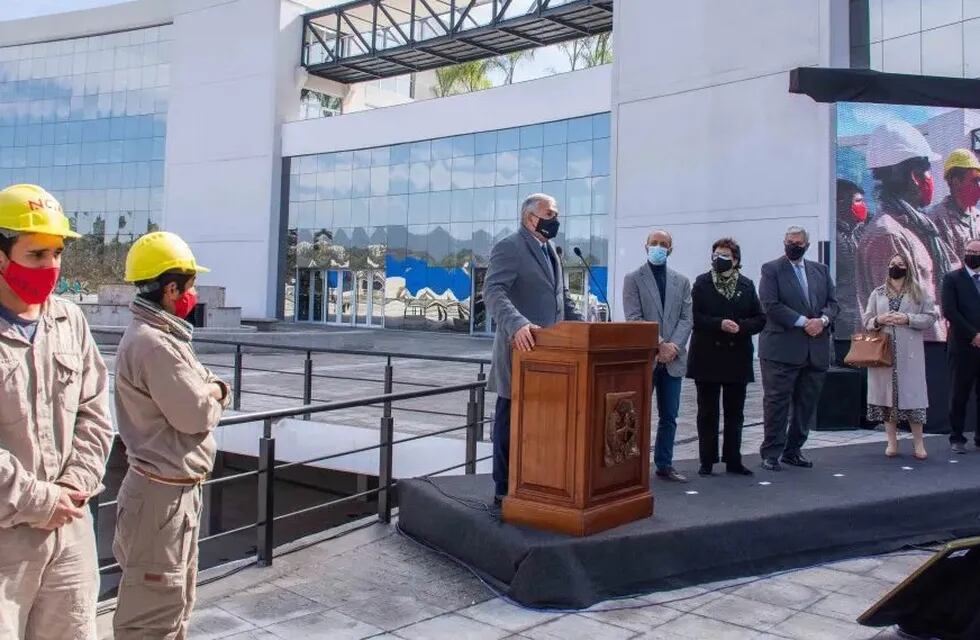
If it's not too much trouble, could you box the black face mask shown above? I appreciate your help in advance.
[784,243,807,261]
[534,215,560,240]
[965,254,980,270]
[888,266,908,280]
[712,256,734,273]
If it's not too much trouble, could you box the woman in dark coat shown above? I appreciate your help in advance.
[687,238,766,477]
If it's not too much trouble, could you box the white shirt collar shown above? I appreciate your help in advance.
[966,264,980,278]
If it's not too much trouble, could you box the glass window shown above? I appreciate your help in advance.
[592,176,610,214]
[452,155,474,190]
[334,170,352,198]
[475,131,496,155]
[473,187,494,221]
[371,166,389,196]
[371,146,390,167]
[316,172,334,200]
[317,153,333,172]
[494,186,519,222]
[592,138,610,176]
[592,113,611,139]
[497,128,520,151]
[315,200,333,228]
[452,134,474,157]
[881,0,922,40]
[495,150,519,186]
[922,23,964,77]
[430,159,452,191]
[390,143,411,165]
[334,151,353,170]
[429,191,452,223]
[354,149,372,169]
[298,172,316,201]
[299,155,317,174]
[882,33,922,74]
[591,215,608,264]
[431,137,454,159]
[409,162,430,192]
[369,196,388,226]
[542,180,566,208]
[389,163,409,194]
[388,194,409,226]
[567,141,593,179]
[451,189,473,222]
[922,0,962,29]
[567,116,593,142]
[966,17,980,77]
[542,144,567,181]
[427,224,451,263]
[565,178,592,215]
[520,124,543,149]
[352,168,371,197]
[408,192,429,224]
[474,153,495,188]
[518,147,542,183]
[410,141,430,162]
[351,197,370,224]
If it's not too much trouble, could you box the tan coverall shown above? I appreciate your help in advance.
[112,300,229,639]
[928,195,979,266]
[0,297,113,640]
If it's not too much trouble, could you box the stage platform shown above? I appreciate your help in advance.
[398,442,980,609]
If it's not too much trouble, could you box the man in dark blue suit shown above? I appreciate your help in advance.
[942,238,980,454]
[758,226,839,471]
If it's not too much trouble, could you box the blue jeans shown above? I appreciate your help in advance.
[653,365,683,471]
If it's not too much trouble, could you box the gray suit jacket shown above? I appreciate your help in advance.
[758,256,839,369]
[483,227,582,398]
[622,264,693,378]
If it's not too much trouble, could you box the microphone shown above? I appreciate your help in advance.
[572,246,612,322]
[555,246,563,260]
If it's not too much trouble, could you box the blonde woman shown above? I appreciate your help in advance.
[862,253,938,459]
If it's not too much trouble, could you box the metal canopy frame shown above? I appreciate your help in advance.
[302,0,614,84]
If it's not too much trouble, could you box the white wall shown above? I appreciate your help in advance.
[608,0,850,319]
[163,0,301,318]
[0,0,173,45]
[282,64,612,156]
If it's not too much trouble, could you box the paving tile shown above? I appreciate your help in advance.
[520,613,636,640]
[807,591,877,623]
[222,632,279,640]
[581,600,682,632]
[394,613,511,640]
[261,609,383,639]
[831,574,898,600]
[643,586,725,612]
[729,577,830,610]
[781,568,874,593]
[341,592,449,631]
[189,607,257,640]
[217,584,324,627]
[458,598,562,632]
[691,593,796,631]
[824,557,885,576]
[771,612,882,640]
[638,612,759,639]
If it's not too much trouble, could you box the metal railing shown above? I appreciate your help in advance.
[92,329,491,435]
[92,377,490,574]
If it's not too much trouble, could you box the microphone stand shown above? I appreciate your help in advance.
[572,246,611,322]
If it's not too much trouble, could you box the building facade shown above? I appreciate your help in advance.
[0,0,976,332]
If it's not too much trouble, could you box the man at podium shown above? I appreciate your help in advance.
[484,193,582,505]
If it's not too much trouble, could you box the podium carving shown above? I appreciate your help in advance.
[502,321,658,536]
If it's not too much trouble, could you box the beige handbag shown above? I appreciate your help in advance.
[844,331,893,368]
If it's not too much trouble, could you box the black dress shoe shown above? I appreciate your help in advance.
[952,442,968,454]
[761,457,782,471]
[655,467,688,483]
[726,465,754,476]
[698,464,713,477]
[780,452,814,468]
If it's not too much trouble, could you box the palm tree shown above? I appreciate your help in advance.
[433,60,493,96]
[558,33,613,71]
[491,49,536,85]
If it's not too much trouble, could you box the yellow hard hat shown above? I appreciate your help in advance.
[944,149,980,177]
[124,231,210,283]
[0,184,80,238]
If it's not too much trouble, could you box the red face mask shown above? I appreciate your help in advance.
[914,173,934,207]
[173,290,198,319]
[953,179,980,210]
[1,261,59,305]
[851,201,868,222]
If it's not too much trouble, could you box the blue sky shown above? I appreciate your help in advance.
[837,102,950,137]
[2,0,128,20]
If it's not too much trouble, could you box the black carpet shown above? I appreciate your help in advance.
[398,442,980,609]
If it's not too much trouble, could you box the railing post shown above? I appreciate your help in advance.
[233,345,243,410]
[303,351,313,420]
[378,403,395,524]
[383,355,393,414]
[476,364,486,441]
[465,387,478,475]
[257,418,276,567]
[201,451,224,538]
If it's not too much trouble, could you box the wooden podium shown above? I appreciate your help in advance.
[502,321,658,536]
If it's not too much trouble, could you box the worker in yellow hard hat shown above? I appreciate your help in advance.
[0,184,112,639]
[111,231,230,639]
[928,148,980,262]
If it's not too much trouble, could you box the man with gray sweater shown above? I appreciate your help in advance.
[484,194,582,505]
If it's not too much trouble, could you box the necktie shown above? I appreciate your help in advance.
[542,245,555,281]
[795,263,810,308]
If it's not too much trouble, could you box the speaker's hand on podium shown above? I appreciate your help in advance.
[514,323,540,351]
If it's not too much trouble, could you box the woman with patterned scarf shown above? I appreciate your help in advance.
[686,238,767,477]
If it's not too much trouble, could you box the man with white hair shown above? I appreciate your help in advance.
[483,193,582,505]
[758,226,838,471]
